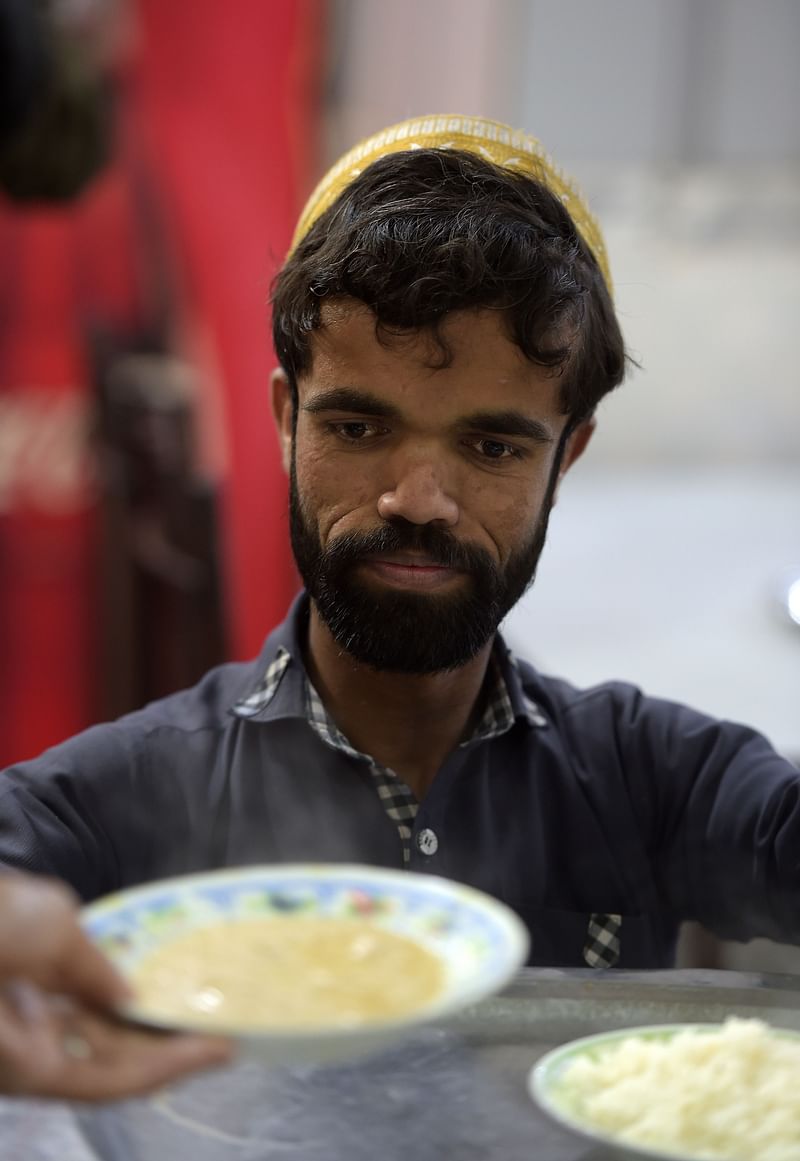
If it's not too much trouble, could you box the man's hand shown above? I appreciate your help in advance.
[0,984,232,1102]
[0,875,232,1101]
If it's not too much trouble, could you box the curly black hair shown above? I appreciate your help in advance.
[272,148,626,425]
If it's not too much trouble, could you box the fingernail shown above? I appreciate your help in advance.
[5,980,48,1024]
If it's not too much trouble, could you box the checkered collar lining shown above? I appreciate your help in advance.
[304,651,516,762]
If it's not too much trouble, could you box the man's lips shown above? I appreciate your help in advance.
[360,555,463,590]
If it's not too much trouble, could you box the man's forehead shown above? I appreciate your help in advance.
[307,299,539,380]
[314,298,375,340]
[295,300,569,432]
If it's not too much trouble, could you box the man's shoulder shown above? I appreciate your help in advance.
[1,654,266,784]
[508,653,732,745]
[116,656,263,738]
[511,654,646,722]
[45,599,305,764]
[509,652,779,764]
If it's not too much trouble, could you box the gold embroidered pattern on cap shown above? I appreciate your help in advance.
[291,114,611,293]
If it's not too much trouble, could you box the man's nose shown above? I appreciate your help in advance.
[376,457,459,527]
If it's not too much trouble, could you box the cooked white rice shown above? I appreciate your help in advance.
[556,1017,800,1161]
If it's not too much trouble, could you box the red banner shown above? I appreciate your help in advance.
[131,0,320,661]
[0,167,141,764]
[0,1,321,765]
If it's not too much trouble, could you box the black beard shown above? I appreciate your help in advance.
[289,462,557,675]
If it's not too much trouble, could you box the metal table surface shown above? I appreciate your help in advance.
[2,968,800,1161]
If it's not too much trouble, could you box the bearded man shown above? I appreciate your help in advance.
[1,117,798,976]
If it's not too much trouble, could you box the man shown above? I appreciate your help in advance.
[1,115,798,974]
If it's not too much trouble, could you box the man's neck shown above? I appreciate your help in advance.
[304,604,494,800]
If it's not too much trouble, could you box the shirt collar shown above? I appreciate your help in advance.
[231,591,548,732]
[304,679,363,759]
[229,593,310,722]
[496,639,550,729]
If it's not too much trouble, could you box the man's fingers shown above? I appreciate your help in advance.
[39,1031,234,1103]
[0,984,74,1094]
[0,876,230,1102]
[50,1006,232,1102]
[0,876,130,1010]
[58,927,132,1010]
[0,991,232,1102]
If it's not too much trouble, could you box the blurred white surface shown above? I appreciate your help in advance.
[504,465,800,760]
[585,171,800,469]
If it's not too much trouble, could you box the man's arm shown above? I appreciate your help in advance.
[618,689,800,944]
[0,726,140,900]
[0,715,222,900]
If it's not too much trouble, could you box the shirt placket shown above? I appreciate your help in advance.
[304,653,527,867]
[371,764,419,866]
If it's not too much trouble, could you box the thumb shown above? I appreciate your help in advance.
[60,926,133,1010]
[0,876,130,1008]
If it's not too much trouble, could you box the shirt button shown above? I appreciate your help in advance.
[416,828,439,856]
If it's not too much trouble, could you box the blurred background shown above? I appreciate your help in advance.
[1,0,798,965]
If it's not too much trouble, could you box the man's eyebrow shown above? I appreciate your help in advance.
[301,388,400,419]
[302,392,555,443]
[459,410,555,444]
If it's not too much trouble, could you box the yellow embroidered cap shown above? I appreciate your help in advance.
[291,113,612,294]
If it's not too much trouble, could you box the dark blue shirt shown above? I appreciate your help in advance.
[1,595,798,968]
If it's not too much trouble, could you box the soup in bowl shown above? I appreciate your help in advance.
[82,864,529,1063]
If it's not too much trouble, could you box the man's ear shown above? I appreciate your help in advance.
[270,368,294,475]
[552,417,595,505]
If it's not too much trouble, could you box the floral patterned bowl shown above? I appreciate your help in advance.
[81,864,529,1063]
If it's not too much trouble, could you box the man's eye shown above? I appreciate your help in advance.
[471,438,520,460]
[330,421,382,442]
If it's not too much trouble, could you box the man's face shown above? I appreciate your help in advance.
[273,301,592,674]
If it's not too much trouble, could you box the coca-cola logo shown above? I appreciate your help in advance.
[0,389,96,514]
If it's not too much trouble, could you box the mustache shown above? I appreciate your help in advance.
[323,520,496,575]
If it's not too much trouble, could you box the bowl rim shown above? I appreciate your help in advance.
[529,1020,800,1161]
[82,863,530,1042]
